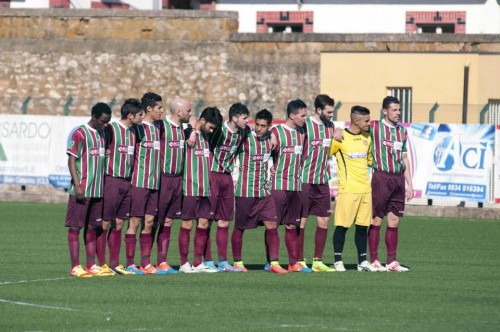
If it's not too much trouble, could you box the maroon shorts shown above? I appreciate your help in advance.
[300,183,332,218]
[271,190,302,226]
[130,186,158,217]
[103,176,131,221]
[181,196,214,220]
[209,171,235,221]
[64,196,103,228]
[235,196,278,229]
[158,173,183,221]
[372,170,406,218]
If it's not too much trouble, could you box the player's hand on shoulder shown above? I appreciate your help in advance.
[333,127,344,142]
[186,130,196,148]
[270,133,278,150]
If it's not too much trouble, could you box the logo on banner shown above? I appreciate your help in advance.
[434,136,488,171]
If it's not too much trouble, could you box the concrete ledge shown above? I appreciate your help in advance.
[405,205,500,220]
[0,9,238,19]
[231,33,500,44]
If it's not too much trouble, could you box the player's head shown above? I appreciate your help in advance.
[228,103,250,130]
[199,107,223,134]
[286,99,307,127]
[314,94,335,123]
[382,96,401,125]
[255,109,273,138]
[90,102,112,131]
[141,92,163,121]
[121,98,144,125]
[170,98,192,124]
[350,105,371,132]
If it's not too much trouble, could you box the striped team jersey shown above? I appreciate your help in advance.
[183,130,211,197]
[104,121,135,179]
[66,124,106,198]
[131,121,160,190]
[301,117,335,184]
[211,121,243,173]
[371,120,408,174]
[235,131,272,198]
[271,124,305,191]
[159,116,185,175]
[329,129,372,194]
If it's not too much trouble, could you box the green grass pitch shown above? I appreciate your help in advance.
[1,201,499,331]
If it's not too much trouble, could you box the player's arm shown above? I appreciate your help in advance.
[403,152,413,201]
[68,155,84,202]
[329,138,340,157]
[333,127,344,142]
[367,140,373,168]
[186,116,197,147]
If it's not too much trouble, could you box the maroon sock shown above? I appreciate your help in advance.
[85,229,97,269]
[204,229,213,261]
[125,234,136,267]
[108,229,122,268]
[264,230,270,263]
[231,227,244,262]
[296,227,305,261]
[157,226,171,265]
[266,228,280,262]
[68,229,80,268]
[96,228,107,266]
[193,227,208,267]
[314,226,328,259]
[178,227,191,265]
[385,226,398,264]
[285,228,298,265]
[368,225,381,262]
[140,233,152,268]
[216,226,229,262]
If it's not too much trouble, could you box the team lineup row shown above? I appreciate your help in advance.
[64,92,413,277]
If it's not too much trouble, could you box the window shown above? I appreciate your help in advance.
[256,11,313,33]
[406,11,466,34]
[487,100,500,124]
[388,88,412,123]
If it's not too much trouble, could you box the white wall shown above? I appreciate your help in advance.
[10,0,49,8]
[216,0,500,34]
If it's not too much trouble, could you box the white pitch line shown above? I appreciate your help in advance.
[0,298,81,312]
[0,277,70,285]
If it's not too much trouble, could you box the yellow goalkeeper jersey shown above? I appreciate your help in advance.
[329,129,372,194]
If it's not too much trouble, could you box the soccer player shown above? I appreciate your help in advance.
[65,102,112,277]
[97,99,144,275]
[155,98,192,274]
[208,102,249,272]
[368,96,413,272]
[270,99,312,273]
[231,109,288,274]
[178,107,223,273]
[125,92,163,275]
[298,94,336,272]
[329,106,375,272]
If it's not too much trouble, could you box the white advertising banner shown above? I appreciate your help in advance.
[0,115,87,188]
[495,125,500,203]
[407,123,495,202]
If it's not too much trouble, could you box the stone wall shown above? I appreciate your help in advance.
[0,9,499,120]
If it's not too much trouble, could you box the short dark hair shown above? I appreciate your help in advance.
[382,96,400,110]
[91,102,111,118]
[255,109,273,125]
[314,94,334,110]
[351,105,370,116]
[141,92,162,110]
[120,98,143,119]
[228,103,250,120]
[286,99,307,118]
[200,107,223,128]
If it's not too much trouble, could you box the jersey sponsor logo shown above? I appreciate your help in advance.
[251,153,271,162]
[194,148,210,157]
[89,147,105,157]
[382,140,402,150]
[311,139,323,147]
[323,138,332,146]
[118,145,134,155]
[220,144,237,154]
[68,140,75,149]
[168,140,185,149]
[347,152,367,159]
[143,141,160,150]
[282,146,303,154]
